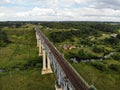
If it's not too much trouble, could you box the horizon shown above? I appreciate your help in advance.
[0,21,120,23]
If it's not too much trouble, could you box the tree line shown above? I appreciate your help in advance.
[41,22,120,33]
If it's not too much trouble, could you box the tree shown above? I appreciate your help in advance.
[0,30,9,47]
[111,53,120,60]
[117,34,120,39]
[104,37,120,45]
[92,45,107,53]
[109,64,120,73]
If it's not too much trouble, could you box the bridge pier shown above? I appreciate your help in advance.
[36,33,53,75]
[41,48,47,74]
[47,55,53,73]
[41,48,52,74]
[38,39,42,56]
[36,32,39,47]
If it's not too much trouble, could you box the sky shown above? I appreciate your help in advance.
[0,0,120,21]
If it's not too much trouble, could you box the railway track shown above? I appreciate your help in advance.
[36,28,89,90]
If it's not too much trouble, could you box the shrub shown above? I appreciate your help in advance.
[111,53,120,60]
[11,57,42,70]
[78,50,101,60]
[92,46,106,53]
[115,46,120,52]
[91,63,107,71]
[116,34,120,39]
[0,30,9,47]
[109,64,120,73]
[104,37,120,45]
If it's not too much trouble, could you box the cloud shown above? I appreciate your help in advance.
[0,0,11,4]
[16,7,55,17]
[0,13,5,17]
[0,0,120,21]
[4,7,117,21]
[90,0,120,10]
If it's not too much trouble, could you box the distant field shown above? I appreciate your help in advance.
[0,24,55,90]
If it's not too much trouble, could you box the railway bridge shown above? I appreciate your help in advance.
[35,27,96,90]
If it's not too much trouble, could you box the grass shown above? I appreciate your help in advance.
[71,60,120,90]
[97,33,110,40]
[0,70,55,90]
[0,25,55,90]
[42,26,120,90]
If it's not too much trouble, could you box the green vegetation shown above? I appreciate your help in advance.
[111,53,120,60]
[0,30,9,47]
[109,64,120,73]
[0,70,55,90]
[72,61,120,90]
[1,21,120,90]
[40,22,120,90]
[65,49,101,62]
[48,28,100,43]
[40,22,120,32]
[0,22,55,90]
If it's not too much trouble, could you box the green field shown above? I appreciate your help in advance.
[0,23,55,90]
[0,70,55,90]
[40,22,120,90]
[1,22,120,90]
[72,61,120,90]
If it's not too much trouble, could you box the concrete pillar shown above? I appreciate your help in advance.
[41,44,52,74]
[37,39,39,47]
[36,32,39,47]
[41,48,47,74]
[36,32,37,38]
[47,54,51,69]
[41,49,53,74]
[42,49,46,70]
[42,48,53,74]
[47,55,53,73]
[39,40,42,56]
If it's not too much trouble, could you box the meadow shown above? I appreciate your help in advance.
[0,23,55,90]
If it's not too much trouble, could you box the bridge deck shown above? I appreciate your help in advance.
[35,28,89,90]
